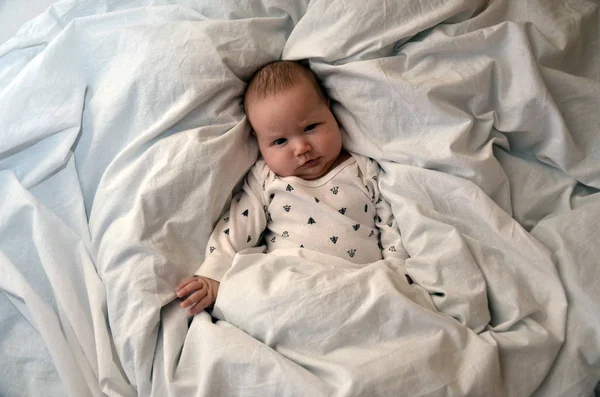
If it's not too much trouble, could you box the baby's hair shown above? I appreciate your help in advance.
[244,60,327,111]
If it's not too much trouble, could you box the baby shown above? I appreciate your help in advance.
[176,60,409,315]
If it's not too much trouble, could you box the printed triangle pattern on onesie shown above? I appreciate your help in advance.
[258,153,385,264]
[196,152,408,283]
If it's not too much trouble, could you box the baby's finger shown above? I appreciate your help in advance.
[176,276,199,291]
[188,294,215,316]
[176,279,204,298]
[180,289,207,309]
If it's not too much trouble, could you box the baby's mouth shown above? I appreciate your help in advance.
[301,158,320,168]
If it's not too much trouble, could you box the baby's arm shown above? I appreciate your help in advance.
[374,190,411,281]
[360,157,412,285]
[366,160,409,264]
[196,167,268,279]
[177,164,268,315]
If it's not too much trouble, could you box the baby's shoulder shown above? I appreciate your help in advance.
[348,152,380,178]
[248,158,271,182]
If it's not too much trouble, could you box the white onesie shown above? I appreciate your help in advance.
[195,152,408,282]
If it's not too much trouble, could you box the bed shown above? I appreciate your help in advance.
[1,0,599,396]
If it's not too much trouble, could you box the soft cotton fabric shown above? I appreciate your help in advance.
[1,0,599,396]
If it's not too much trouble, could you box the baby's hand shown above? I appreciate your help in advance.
[176,276,220,316]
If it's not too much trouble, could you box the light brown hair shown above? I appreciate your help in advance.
[244,60,327,112]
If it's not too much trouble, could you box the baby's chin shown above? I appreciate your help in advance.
[271,168,324,180]
[295,162,335,180]
[268,157,335,180]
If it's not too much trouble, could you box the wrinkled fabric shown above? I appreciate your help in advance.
[0,0,598,396]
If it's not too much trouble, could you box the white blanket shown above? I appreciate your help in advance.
[1,0,599,396]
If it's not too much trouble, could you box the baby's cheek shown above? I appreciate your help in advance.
[265,152,290,177]
[327,131,342,155]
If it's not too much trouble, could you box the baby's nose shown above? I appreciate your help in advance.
[294,140,311,156]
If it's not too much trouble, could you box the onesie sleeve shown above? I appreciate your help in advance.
[364,158,410,265]
[194,163,268,282]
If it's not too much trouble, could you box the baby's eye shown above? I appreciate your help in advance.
[273,138,287,146]
[304,124,318,132]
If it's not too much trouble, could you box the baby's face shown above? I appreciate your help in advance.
[247,80,342,180]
